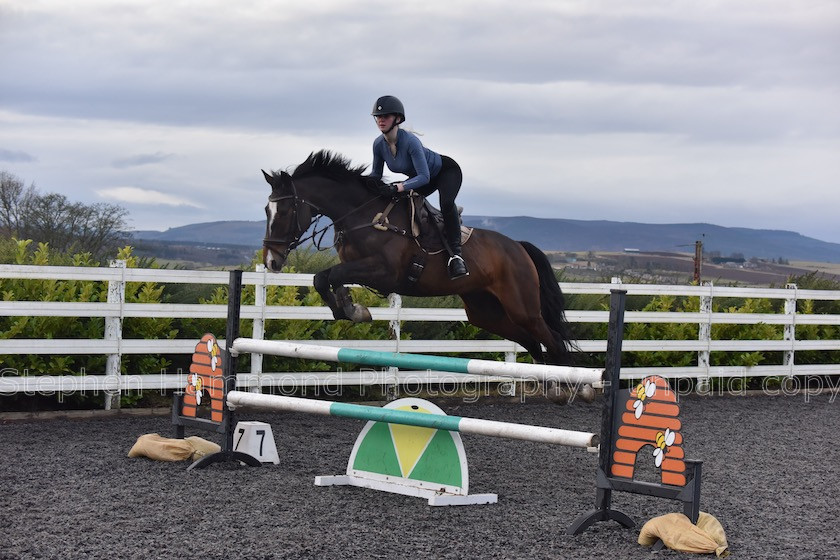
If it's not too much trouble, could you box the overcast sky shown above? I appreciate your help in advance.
[2,0,839,245]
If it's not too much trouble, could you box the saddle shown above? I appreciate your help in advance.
[371,191,472,254]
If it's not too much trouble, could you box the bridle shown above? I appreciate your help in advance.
[262,177,319,260]
[262,175,384,261]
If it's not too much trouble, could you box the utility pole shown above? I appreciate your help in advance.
[693,239,703,284]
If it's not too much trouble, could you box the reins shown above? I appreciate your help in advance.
[263,177,392,257]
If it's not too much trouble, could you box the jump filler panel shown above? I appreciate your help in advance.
[180,333,225,423]
[614,376,686,486]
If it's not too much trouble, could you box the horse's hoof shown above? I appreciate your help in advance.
[577,384,596,403]
[546,383,595,405]
[347,304,373,323]
[546,383,573,405]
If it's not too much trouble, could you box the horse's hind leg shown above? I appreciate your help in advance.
[484,282,593,404]
[490,287,569,365]
[462,294,581,403]
[462,290,573,367]
[481,257,570,364]
[461,293,546,363]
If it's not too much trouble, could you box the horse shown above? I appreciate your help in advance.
[261,150,591,402]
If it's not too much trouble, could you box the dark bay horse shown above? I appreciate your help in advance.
[262,151,585,397]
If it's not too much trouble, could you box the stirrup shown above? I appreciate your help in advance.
[447,255,469,279]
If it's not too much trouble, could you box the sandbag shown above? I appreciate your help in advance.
[639,512,729,557]
[696,512,729,557]
[128,433,221,462]
[184,436,221,460]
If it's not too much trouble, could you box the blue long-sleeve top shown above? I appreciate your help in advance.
[369,129,443,190]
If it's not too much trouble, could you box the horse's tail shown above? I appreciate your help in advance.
[519,241,578,362]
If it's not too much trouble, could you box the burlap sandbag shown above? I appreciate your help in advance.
[128,433,221,462]
[184,436,221,460]
[639,512,729,557]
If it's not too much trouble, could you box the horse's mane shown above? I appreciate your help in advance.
[291,150,368,183]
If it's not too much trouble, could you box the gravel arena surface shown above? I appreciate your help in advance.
[1,393,838,559]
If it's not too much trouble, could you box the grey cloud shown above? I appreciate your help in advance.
[2,1,835,150]
[112,152,175,169]
[0,148,37,163]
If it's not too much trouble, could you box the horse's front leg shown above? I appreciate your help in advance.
[334,285,372,323]
[313,268,350,320]
[313,258,395,323]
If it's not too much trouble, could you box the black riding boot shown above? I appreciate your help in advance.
[448,248,468,279]
[446,230,469,280]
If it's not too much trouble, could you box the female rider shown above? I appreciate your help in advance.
[366,95,468,280]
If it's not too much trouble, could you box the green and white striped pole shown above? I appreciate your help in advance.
[230,339,603,387]
[226,391,598,449]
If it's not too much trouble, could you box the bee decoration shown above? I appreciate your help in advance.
[652,428,676,468]
[632,379,657,419]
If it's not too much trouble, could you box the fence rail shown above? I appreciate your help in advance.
[2,262,839,407]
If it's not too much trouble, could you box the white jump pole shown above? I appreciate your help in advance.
[226,390,599,449]
[230,338,604,388]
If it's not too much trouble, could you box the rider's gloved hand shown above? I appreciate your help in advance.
[378,183,399,197]
[364,176,382,190]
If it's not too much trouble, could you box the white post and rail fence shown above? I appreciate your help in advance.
[1,262,839,408]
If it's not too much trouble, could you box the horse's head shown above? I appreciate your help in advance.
[261,169,314,272]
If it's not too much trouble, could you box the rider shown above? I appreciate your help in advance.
[366,95,469,280]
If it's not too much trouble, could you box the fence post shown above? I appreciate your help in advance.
[785,283,797,375]
[386,293,401,401]
[501,351,517,397]
[104,260,126,410]
[388,293,402,351]
[250,265,267,393]
[697,282,713,393]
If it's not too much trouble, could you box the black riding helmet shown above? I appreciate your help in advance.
[371,95,405,124]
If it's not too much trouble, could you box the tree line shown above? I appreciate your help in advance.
[0,171,129,260]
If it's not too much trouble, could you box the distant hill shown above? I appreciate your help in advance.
[461,217,840,263]
[131,216,840,263]
[133,221,263,245]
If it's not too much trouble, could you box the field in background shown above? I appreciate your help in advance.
[549,251,840,286]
